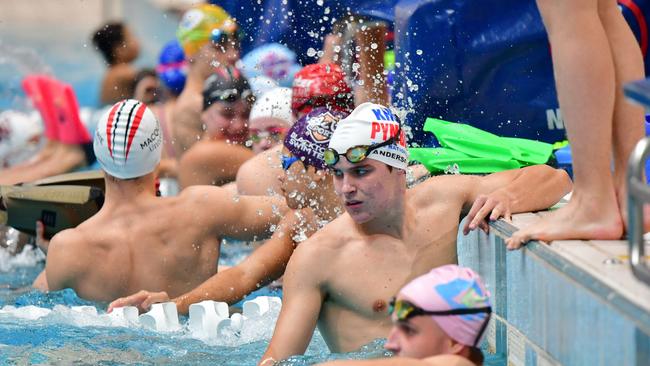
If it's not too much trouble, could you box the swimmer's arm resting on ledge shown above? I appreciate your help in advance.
[317,355,476,366]
[260,238,327,365]
[108,209,310,314]
[459,164,572,234]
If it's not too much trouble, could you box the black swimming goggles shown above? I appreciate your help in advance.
[388,297,492,347]
[323,126,401,167]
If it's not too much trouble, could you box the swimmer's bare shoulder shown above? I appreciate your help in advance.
[44,228,90,291]
[409,173,479,208]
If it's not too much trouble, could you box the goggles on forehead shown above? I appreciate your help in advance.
[281,154,300,170]
[388,297,492,347]
[294,94,353,115]
[323,126,401,167]
[210,28,243,45]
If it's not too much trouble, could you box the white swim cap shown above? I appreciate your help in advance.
[249,87,293,124]
[94,99,162,179]
[329,102,408,170]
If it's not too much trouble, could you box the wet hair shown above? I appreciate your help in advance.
[92,22,125,65]
[468,347,484,365]
[131,68,158,95]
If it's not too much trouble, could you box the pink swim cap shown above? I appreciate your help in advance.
[399,265,492,347]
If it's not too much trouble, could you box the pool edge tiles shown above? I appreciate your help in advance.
[457,215,650,366]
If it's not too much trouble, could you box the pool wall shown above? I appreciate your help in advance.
[458,217,650,366]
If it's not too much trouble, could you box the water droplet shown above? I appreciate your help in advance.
[306,48,317,57]
[370,43,378,50]
[416,49,423,55]
[316,0,324,6]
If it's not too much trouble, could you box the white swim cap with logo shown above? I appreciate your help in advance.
[249,87,293,124]
[94,99,163,179]
[328,102,408,170]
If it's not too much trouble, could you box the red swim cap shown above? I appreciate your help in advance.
[291,63,353,116]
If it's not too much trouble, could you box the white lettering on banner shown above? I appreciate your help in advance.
[546,108,565,130]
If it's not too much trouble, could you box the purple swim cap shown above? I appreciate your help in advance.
[284,107,348,171]
[399,265,492,347]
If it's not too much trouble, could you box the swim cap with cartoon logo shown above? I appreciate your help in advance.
[94,99,162,179]
[176,4,237,58]
[329,102,408,170]
[284,107,348,171]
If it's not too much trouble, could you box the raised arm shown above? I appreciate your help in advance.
[183,186,287,241]
[260,240,326,365]
[461,165,572,233]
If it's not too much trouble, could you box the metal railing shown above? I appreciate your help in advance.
[627,136,650,285]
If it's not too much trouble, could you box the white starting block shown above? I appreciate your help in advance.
[108,306,139,324]
[71,306,98,317]
[188,300,230,337]
[242,296,282,318]
[139,302,180,332]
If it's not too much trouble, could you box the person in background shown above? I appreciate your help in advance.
[178,67,255,188]
[318,265,491,366]
[172,4,241,157]
[154,40,187,182]
[507,0,647,247]
[92,22,140,105]
[236,87,293,196]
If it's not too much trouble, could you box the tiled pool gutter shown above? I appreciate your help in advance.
[457,217,650,366]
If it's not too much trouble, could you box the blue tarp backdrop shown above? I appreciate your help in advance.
[213,0,650,146]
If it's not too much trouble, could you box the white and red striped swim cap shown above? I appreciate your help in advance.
[94,99,162,179]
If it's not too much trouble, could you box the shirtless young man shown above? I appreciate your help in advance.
[260,103,572,364]
[319,265,492,366]
[108,108,347,314]
[172,4,241,157]
[92,22,140,105]
[35,100,284,302]
[178,67,255,187]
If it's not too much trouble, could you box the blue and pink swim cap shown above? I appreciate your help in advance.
[399,265,492,347]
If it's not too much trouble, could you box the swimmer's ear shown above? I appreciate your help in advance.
[448,338,466,355]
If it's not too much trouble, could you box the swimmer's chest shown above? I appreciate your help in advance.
[323,212,459,318]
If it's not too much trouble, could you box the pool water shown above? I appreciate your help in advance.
[0,240,388,365]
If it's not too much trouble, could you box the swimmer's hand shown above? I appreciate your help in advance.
[463,192,512,235]
[107,290,171,314]
[35,221,50,254]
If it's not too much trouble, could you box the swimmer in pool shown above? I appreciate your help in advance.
[172,4,241,157]
[34,100,286,302]
[92,22,140,105]
[234,63,355,197]
[178,67,255,187]
[107,107,347,314]
[0,76,95,185]
[260,102,572,364]
[318,265,491,366]
[234,87,293,196]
